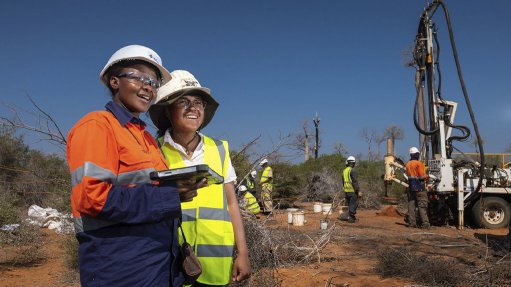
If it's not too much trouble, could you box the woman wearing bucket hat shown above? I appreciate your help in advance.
[66,45,204,287]
[149,70,251,285]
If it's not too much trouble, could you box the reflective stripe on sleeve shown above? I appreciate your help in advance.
[116,168,155,185]
[71,161,156,186]
[71,161,115,186]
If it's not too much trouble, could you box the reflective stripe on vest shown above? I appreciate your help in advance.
[343,167,354,192]
[160,135,234,285]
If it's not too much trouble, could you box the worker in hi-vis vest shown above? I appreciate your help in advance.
[246,170,257,196]
[148,70,250,285]
[237,185,261,215]
[259,158,274,213]
[342,156,360,223]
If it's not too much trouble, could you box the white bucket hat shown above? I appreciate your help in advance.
[148,70,219,132]
[99,45,172,86]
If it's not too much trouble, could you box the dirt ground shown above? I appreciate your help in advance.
[0,203,509,287]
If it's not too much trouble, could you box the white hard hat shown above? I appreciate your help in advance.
[409,147,420,154]
[345,156,356,165]
[250,170,257,177]
[259,158,268,166]
[238,185,248,192]
[148,70,219,132]
[99,45,172,87]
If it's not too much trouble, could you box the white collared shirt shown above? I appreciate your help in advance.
[163,130,237,183]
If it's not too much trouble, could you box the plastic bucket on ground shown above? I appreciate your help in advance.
[292,211,305,226]
[287,208,299,224]
[320,219,328,230]
[313,202,323,213]
[322,203,332,215]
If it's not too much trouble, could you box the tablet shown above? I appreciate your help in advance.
[150,164,224,185]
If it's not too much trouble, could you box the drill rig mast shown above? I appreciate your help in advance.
[384,0,511,229]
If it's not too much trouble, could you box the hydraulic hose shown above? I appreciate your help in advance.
[412,0,485,192]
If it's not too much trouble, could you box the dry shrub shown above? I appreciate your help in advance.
[239,216,330,286]
[0,223,45,266]
[375,247,468,287]
[306,169,340,203]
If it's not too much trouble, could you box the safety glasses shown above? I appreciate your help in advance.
[117,72,161,89]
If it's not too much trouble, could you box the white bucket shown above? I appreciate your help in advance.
[322,203,332,215]
[292,211,305,226]
[339,205,349,220]
[313,202,323,213]
[320,219,328,230]
[287,208,299,224]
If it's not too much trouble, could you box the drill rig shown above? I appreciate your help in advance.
[384,0,511,229]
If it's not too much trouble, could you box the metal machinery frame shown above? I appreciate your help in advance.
[384,0,511,229]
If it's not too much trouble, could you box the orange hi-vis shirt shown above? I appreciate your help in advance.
[66,101,184,286]
[68,109,168,220]
[405,159,428,179]
[405,159,428,192]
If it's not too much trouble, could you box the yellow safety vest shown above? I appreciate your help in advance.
[242,192,261,214]
[246,177,255,190]
[160,135,234,285]
[343,167,354,192]
[261,166,273,190]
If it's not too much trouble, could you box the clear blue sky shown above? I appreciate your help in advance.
[1,0,510,162]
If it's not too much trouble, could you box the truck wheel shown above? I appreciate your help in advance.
[472,197,511,229]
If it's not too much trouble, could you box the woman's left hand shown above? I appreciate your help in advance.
[231,252,251,282]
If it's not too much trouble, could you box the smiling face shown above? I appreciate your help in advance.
[167,94,206,134]
[109,63,158,117]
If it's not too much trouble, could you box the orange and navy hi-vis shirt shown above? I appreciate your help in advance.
[66,101,184,287]
[405,159,428,192]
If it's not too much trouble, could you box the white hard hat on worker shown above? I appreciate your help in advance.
[99,45,172,87]
[409,147,420,154]
[345,156,356,165]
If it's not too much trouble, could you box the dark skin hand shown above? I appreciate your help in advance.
[175,177,208,202]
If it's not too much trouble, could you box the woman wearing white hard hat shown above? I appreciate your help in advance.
[149,70,251,285]
[67,45,203,287]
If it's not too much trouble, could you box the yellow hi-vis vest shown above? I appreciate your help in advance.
[242,191,261,214]
[343,167,354,192]
[160,135,234,285]
[261,166,273,190]
[246,177,255,190]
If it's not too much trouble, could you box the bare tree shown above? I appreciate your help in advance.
[333,142,348,157]
[360,128,378,161]
[303,120,309,161]
[313,113,320,159]
[383,125,404,155]
[0,95,66,151]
